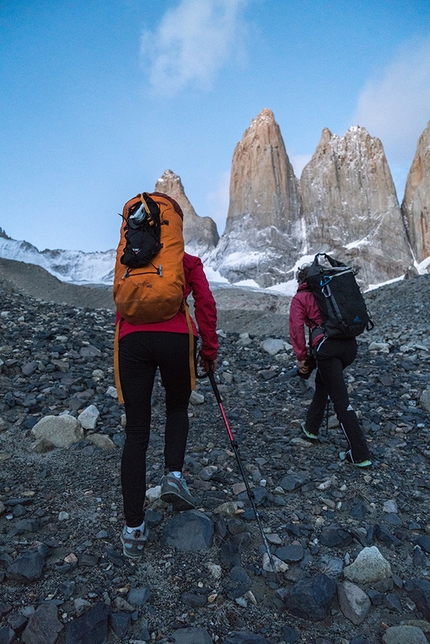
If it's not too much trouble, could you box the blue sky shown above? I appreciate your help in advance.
[1,0,429,252]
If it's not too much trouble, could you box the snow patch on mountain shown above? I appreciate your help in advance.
[0,230,114,285]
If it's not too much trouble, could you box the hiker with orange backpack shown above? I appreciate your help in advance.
[113,192,218,559]
[289,263,372,468]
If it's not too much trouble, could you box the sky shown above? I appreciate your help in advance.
[1,0,429,253]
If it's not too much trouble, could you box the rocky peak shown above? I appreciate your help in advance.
[210,108,301,286]
[155,170,219,256]
[225,108,299,234]
[401,121,430,264]
[300,125,413,285]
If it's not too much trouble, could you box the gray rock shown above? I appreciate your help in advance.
[127,587,151,606]
[108,611,130,638]
[280,624,300,643]
[21,360,38,376]
[7,550,45,582]
[0,626,15,644]
[224,632,274,644]
[416,535,430,553]
[31,415,84,448]
[419,387,430,413]
[278,472,309,492]
[21,603,63,644]
[86,434,115,450]
[78,404,100,430]
[276,545,304,562]
[319,526,353,548]
[161,510,214,551]
[189,390,204,405]
[382,625,428,644]
[198,465,218,481]
[344,546,392,584]
[337,580,371,625]
[405,578,430,620]
[383,499,398,513]
[225,565,252,599]
[80,345,102,357]
[283,574,337,621]
[64,602,109,644]
[170,626,213,643]
[260,338,286,356]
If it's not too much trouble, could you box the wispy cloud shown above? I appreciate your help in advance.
[141,0,248,96]
[352,38,430,164]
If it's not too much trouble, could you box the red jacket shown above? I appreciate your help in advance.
[289,282,324,361]
[116,252,218,361]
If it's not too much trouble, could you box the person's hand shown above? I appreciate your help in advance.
[297,359,309,375]
[199,356,217,373]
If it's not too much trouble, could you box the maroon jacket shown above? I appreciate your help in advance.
[116,252,218,361]
[289,282,324,361]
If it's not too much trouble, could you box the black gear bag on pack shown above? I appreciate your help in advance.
[120,193,163,269]
[307,253,374,339]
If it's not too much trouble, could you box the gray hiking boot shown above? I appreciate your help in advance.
[160,473,196,511]
[120,524,148,559]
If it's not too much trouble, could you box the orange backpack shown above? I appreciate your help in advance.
[113,192,195,403]
[113,192,185,324]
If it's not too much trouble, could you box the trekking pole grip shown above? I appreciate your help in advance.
[208,370,222,404]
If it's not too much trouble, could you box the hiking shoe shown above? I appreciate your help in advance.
[160,473,196,511]
[120,524,148,559]
[301,421,319,441]
[339,450,372,468]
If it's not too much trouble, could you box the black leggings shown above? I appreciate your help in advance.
[306,337,370,462]
[119,332,194,527]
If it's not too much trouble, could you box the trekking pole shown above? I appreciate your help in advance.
[200,369,279,575]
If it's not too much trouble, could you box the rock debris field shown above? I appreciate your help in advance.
[0,274,430,644]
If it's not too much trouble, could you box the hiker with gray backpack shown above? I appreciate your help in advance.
[289,254,373,468]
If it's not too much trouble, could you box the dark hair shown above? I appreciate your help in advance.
[296,264,310,284]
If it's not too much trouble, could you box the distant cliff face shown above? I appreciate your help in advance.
[155,169,219,256]
[210,108,301,286]
[225,108,300,234]
[300,126,414,285]
[401,121,430,263]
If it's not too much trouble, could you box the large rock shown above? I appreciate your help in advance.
[401,121,430,264]
[161,510,214,551]
[338,580,371,625]
[210,108,301,286]
[300,126,413,286]
[31,415,84,448]
[282,573,337,621]
[7,550,45,582]
[382,625,428,644]
[64,602,109,644]
[170,627,213,643]
[155,169,219,257]
[343,546,392,584]
[21,603,63,644]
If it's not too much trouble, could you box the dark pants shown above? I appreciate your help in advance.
[306,337,370,462]
[119,332,194,527]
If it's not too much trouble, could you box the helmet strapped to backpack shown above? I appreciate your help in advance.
[113,192,185,325]
[307,253,374,339]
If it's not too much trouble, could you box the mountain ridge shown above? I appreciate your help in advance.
[1,113,429,290]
